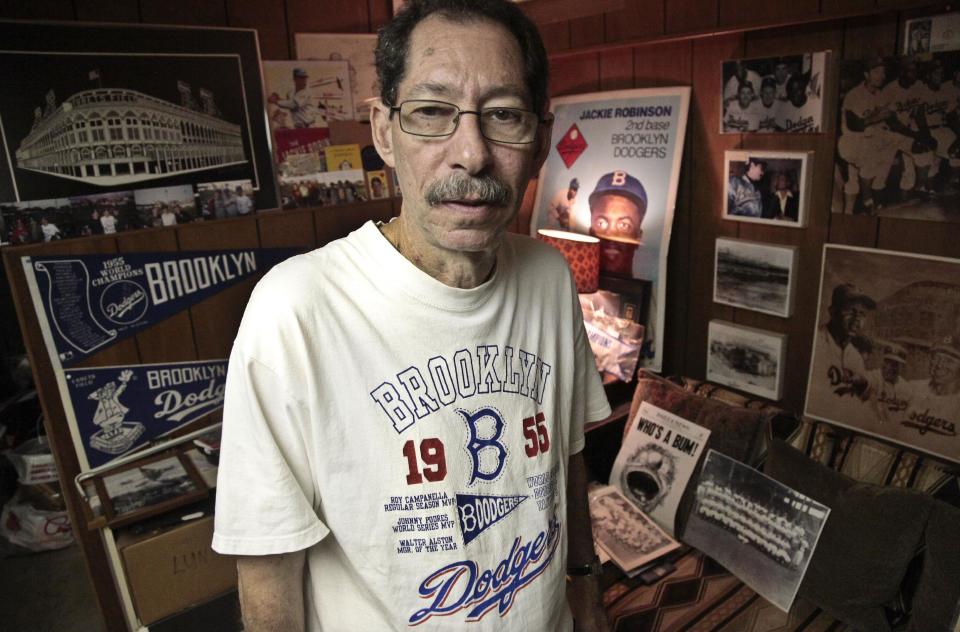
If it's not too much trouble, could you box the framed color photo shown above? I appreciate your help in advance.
[724,150,812,227]
[0,20,278,212]
[294,33,378,121]
[804,244,960,463]
[707,320,787,400]
[714,237,798,318]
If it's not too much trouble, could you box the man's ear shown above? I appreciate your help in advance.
[370,99,396,168]
[531,113,553,174]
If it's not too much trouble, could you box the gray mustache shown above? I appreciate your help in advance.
[424,174,511,207]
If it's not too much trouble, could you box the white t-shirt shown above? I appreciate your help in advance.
[100,214,117,234]
[757,101,781,132]
[919,82,958,127]
[841,83,890,135]
[213,221,611,632]
[723,100,763,132]
[881,80,926,128]
[775,98,820,133]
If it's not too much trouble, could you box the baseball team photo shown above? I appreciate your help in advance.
[720,52,827,134]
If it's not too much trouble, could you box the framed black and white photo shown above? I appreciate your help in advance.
[0,20,278,212]
[684,450,829,612]
[832,52,960,221]
[724,150,812,227]
[94,451,207,529]
[805,244,960,463]
[707,320,787,400]
[714,238,798,318]
[720,52,828,134]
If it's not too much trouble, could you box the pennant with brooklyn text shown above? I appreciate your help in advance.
[64,359,227,469]
[23,248,297,367]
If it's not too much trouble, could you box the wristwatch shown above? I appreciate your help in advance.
[567,555,603,577]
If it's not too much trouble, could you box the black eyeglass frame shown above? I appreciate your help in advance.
[387,99,552,145]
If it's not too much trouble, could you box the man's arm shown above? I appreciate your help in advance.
[566,450,611,632]
[237,551,306,632]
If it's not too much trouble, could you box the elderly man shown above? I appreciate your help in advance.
[213,1,612,631]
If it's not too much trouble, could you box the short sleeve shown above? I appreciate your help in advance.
[212,348,329,555]
[569,283,612,456]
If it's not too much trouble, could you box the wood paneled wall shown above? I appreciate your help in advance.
[532,4,960,416]
[1,202,396,631]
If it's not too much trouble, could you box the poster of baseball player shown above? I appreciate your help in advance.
[531,88,691,373]
[720,52,828,134]
[832,52,960,221]
[805,244,960,463]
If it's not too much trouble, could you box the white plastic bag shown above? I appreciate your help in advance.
[1,493,73,551]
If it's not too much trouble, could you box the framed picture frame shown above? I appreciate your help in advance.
[804,244,960,463]
[0,20,278,212]
[294,33,378,121]
[84,450,208,530]
[707,320,787,400]
[723,150,813,227]
[714,237,798,318]
[720,52,828,134]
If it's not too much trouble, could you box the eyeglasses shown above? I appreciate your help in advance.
[390,99,545,144]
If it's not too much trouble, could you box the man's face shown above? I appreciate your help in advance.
[295,76,307,90]
[746,162,764,181]
[787,79,806,106]
[881,359,901,383]
[598,238,637,275]
[761,85,776,107]
[930,351,960,386]
[929,67,943,89]
[738,85,753,109]
[900,64,918,87]
[866,66,886,89]
[837,302,869,336]
[774,63,789,84]
[370,16,547,255]
[590,194,644,244]
[775,173,789,190]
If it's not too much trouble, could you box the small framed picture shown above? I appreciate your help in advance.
[714,238,799,318]
[92,451,208,529]
[723,150,813,227]
[707,320,787,400]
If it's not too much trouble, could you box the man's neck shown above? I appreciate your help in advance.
[380,218,497,289]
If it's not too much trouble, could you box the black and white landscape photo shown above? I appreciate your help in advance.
[707,320,786,400]
[103,455,198,517]
[714,238,798,317]
[684,450,829,612]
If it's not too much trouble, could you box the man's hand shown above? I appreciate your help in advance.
[568,575,612,632]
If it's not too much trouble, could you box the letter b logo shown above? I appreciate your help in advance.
[457,407,507,485]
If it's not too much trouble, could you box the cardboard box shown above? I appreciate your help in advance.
[117,516,237,625]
